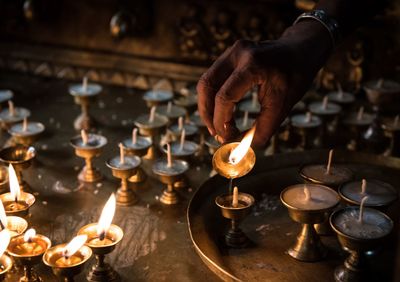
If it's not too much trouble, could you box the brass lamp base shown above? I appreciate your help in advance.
[334,252,366,282]
[116,185,138,206]
[288,224,327,261]
[225,227,249,248]
[78,167,102,183]
[160,185,179,205]
[87,259,119,282]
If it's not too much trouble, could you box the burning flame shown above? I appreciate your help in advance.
[0,201,7,230]
[0,230,10,257]
[228,127,256,165]
[9,164,20,202]
[97,193,116,239]
[24,228,36,242]
[63,235,87,258]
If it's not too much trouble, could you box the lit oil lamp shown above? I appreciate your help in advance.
[156,101,186,124]
[290,112,322,149]
[143,89,173,108]
[69,77,102,131]
[0,164,35,218]
[7,228,51,282]
[173,88,198,116]
[134,106,168,160]
[122,128,152,184]
[70,130,107,183]
[212,127,256,192]
[152,143,189,205]
[168,117,198,141]
[0,101,30,130]
[0,200,28,237]
[215,186,255,248]
[43,235,92,282]
[342,106,375,150]
[8,118,45,146]
[339,179,397,210]
[280,184,339,261]
[0,230,12,281]
[330,197,393,282]
[238,92,260,116]
[78,193,123,281]
[106,143,141,206]
[0,145,36,192]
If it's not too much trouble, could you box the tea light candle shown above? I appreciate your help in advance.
[156,102,186,122]
[300,149,354,187]
[69,77,102,97]
[281,184,339,210]
[168,117,198,139]
[309,96,342,116]
[331,200,393,239]
[143,89,173,106]
[339,179,397,207]
[0,101,30,125]
[238,92,260,114]
[291,112,322,128]
[0,90,13,104]
[327,84,355,105]
[236,111,255,132]
[343,106,374,126]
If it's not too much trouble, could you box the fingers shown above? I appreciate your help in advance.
[197,48,234,136]
[214,69,257,141]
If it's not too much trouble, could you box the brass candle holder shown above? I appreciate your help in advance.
[0,145,36,192]
[106,153,141,206]
[69,77,102,131]
[8,119,45,146]
[342,107,375,151]
[290,113,322,150]
[134,107,168,160]
[78,223,123,281]
[152,152,189,205]
[70,132,107,183]
[43,240,92,282]
[122,128,152,184]
[330,206,393,282]
[0,254,12,281]
[156,102,186,125]
[167,117,198,141]
[280,184,339,262]
[7,229,51,282]
[215,191,255,248]
[0,192,35,218]
[0,101,30,130]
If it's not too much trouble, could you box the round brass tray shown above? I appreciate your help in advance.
[188,150,400,282]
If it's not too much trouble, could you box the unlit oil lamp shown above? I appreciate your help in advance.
[330,197,393,282]
[238,92,260,116]
[8,118,45,146]
[0,101,30,130]
[0,200,28,237]
[342,106,374,150]
[152,143,189,205]
[212,127,256,193]
[280,184,339,261]
[235,111,255,133]
[0,145,36,192]
[173,88,197,116]
[70,130,107,183]
[122,128,152,184]
[156,102,186,124]
[7,228,51,282]
[0,230,12,281]
[168,117,198,141]
[339,179,397,210]
[381,115,400,157]
[327,83,355,107]
[290,112,322,149]
[134,106,168,160]
[215,186,255,248]
[69,77,102,131]
[43,235,92,282]
[106,144,141,206]
[0,165,35,218]
[143,89,173,108]
[78,193,123,281]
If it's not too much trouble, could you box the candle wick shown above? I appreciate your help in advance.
[149,106,156,123]
[99,231,105,241]
[178,117,184,131]
[132,128,137,145]
[325,149,333,175]
[242,111,248,127]
[361,179,367,194]
[167,102,172,114]
[167,143,172,168]
[322,96,328,110]
[252,92,257,108]
[304,187,311,201]
[22,118,28,132]
[305,112,312,123]
[337,82,343,99]
[82,76,88,92]
[358,196,369,223]
[357,106,364,121]
[180,129,186,152]
[376,78,384,88]
[8,101,15,117]
[119,143,125,165]
[81,129,88,145]
[232,186,239,208]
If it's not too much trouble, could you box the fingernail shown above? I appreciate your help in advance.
[208,127,216,136]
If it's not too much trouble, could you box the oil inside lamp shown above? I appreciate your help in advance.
[91,194,116,245]
[8,101,15,117]
[55,235,88,267]
[11,228,45,255]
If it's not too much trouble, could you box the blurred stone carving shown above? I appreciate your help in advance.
[210,9,237,59]
[347,41,364,92]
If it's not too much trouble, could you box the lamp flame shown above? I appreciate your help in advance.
[97,193,116,240]
[24,228,36,242]
[0,201,7,230]
[228,127,256,165]
[0,229,11,258]
[63,235,87,259]
[9,164,20,202]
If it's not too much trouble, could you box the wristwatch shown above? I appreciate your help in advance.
[293,9,340,48]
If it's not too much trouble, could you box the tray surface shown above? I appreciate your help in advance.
[188,150,400,282]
